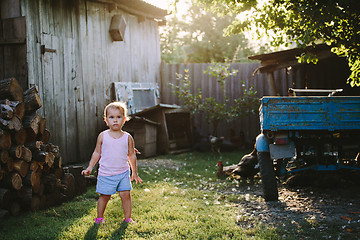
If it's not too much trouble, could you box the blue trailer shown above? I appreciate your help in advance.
[255,95,360,201]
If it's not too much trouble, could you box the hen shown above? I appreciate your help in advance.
[216,161,237,178]
[232,147,259,180]
[209,135,224,153]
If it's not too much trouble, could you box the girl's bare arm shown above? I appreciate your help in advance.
[128,134,142,184]
[82,132,103,175]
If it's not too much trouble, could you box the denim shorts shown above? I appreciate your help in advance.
[96,170,132,195]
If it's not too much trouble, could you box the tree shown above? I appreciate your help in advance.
[171,62,259,135]
[197,0,360,86]
[160,0,257,63]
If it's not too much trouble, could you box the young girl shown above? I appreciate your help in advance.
[82,102,142,224]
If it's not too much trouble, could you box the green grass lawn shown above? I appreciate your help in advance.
[0,150,279,239]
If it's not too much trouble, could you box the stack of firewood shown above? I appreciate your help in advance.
[0,77,86,219]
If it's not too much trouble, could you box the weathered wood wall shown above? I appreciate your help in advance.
[18,0,162,164]
[160,62,289,144]
[0,0,27,90]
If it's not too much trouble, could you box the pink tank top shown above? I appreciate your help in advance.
[98,130,130,176]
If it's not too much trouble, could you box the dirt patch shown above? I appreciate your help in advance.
[219,174,360,239]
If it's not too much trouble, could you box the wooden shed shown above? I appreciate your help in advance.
[123,116,159,158]
[0,0,167,164]
[131,104,193,155]
[248,44,360,96]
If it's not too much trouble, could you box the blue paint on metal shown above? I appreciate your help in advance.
[286,164,360,174]
[259,96,360,131]
[255,133,269,152]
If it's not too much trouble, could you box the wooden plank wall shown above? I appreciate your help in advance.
[20,0,162,164]
[160,62,289,144]
[0,0,28,90]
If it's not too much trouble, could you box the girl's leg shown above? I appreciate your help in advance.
[97,194,111,218]
[119,191,132,219]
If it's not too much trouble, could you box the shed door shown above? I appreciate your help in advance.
[40,33,82,164]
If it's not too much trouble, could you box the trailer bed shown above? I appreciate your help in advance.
[260,96,360,131]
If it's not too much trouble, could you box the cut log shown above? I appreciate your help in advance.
[38,129,50,143]
[30,161,40,172]
[42,164,51,174]
[24,169,41,193]
[42,174,60,194]
[20,145,32,162]
[3,157,14,172]
[39,117,46,135]
[0,150,10,164]
[21,187,41,211]
[13,128,26,145]
[10,116,22,131]
[13,160,29,178]
[46,152,55,168]
[33,150,50,163]
[53,155,62,169]
[9,101,25,120]
[61,173,75,199]
[9,145,22,159]
[25,128,37,142]
[25,141,42,151]
[0,118,14,131]
[0,130,11,150]
[1,172,22,190]
[23,86,42,112]
[0,104,14,120]
[40,143,51,152]
[64,166,87,195]
[52,167,63,179]
[0,78,23,101]
[23,113,41,135]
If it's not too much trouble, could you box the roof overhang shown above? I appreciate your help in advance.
[248,44,338,73]
[88,0,168,21]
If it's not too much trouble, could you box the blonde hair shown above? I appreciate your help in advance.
[103,102,130,121]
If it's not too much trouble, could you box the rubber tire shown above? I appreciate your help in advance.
[257,152,278,201]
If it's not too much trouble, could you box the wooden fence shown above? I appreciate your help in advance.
[159,62,290,145]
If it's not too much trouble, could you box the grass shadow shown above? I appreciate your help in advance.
[109,221,129,240]
[84,223,100,240]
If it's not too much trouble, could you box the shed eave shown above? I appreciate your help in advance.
[88,0,168,20]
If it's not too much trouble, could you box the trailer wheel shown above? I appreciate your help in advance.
[258,152,278,201]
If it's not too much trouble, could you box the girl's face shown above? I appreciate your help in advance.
[105,107,125,131]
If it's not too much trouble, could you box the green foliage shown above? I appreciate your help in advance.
[171,62,258,135]
[197,0,360,86]
[160,0,256,63]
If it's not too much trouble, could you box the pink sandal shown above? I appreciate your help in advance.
[95,218,105,224]
[123,218,136,223]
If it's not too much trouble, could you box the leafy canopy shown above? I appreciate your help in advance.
[160,0,257,63]
[197,0,360,86]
